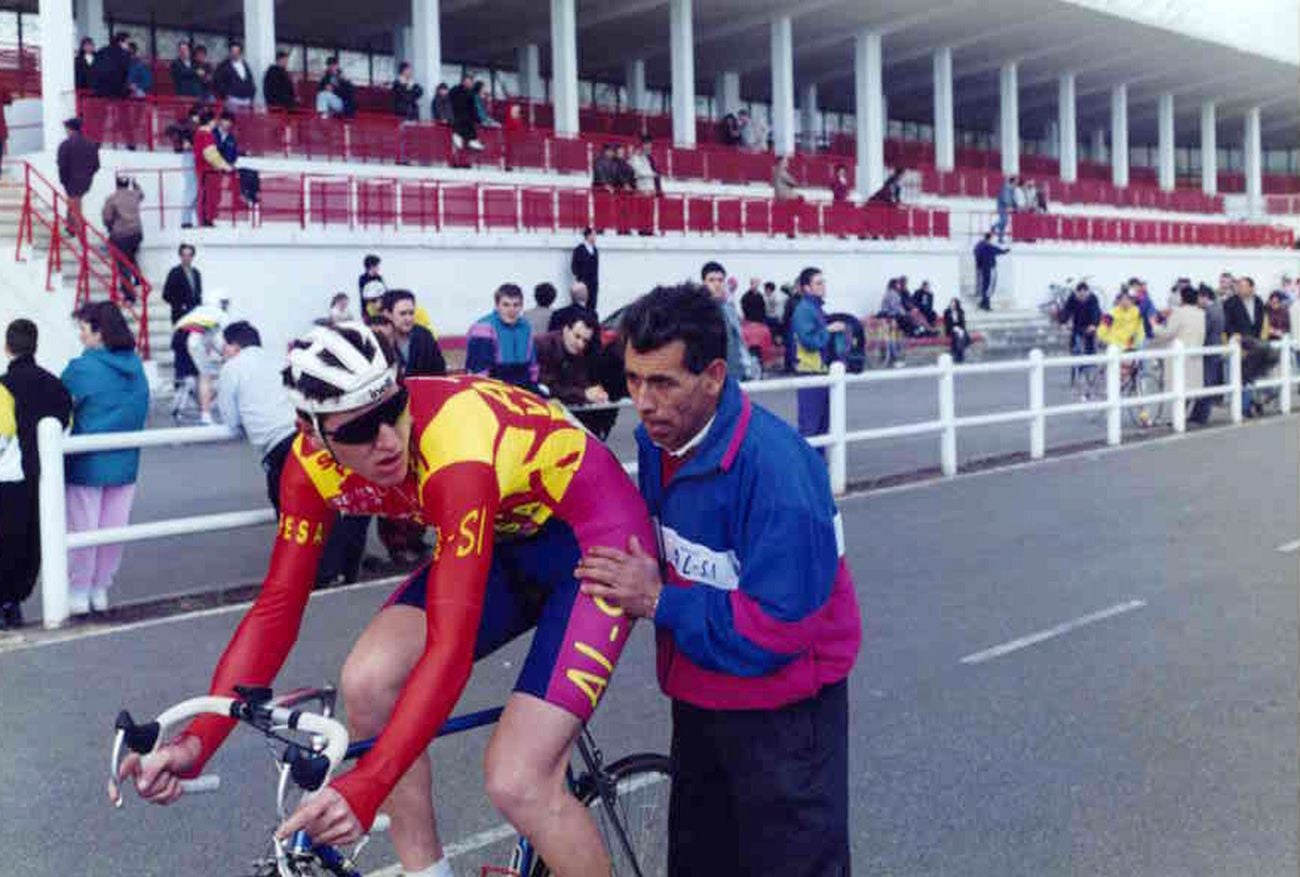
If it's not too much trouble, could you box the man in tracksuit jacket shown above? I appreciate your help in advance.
[578,284,862,876]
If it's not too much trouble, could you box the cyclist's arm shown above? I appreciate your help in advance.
[331,461,498,831]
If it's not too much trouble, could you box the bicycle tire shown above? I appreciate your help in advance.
[528,753,671,877]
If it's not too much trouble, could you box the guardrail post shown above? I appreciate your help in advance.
[1028,348,1045,459]
[1170,339,1187,433]
[938,353,957,477]
[1280,335,1294,415]
[1106,343,1122,446]
[1228,337,1243,424]
[827,362,847,495]
[37,418,69,629]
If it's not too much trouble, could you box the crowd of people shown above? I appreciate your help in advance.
[993,174,1049,243]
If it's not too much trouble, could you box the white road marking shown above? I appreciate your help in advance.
[959,599,1147,665]
[1276,539,1300,554]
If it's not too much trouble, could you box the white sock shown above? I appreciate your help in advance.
[405,858,453,877]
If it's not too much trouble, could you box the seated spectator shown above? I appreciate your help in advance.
[382,289,445,377]
[896,276,933,336]
[523,282,557,336]
[315,80,344,117]
[943,298,969,363]
[392,62,423,122]
[327,292,353,324]
[773,155,799,201]
[466,283,538,387]
[170,42,205,99]
[878,278,914,336]
[472,80,500,128]
[628,142,658,194]
[90,32,131,99]
[319,56,356,116]
[213,40,256,111]
[740,278,767,325]
[867,167,904,205]
[75,38,96,92]
[536,310,606,407]
[215,112,260,205]
[548,281,594,332]
[721,112,742,146]
[831,164,851,203]
[592,144,619,190]
[431,83,453,123]
[263,50,297,110]
[448,72,482,150]
[126,43,152,98]
[913,280,938,327]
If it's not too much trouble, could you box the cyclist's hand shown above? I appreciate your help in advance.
[116,734,202,806]
[276,786,363,847]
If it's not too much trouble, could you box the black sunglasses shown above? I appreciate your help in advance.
[322,387,409,446]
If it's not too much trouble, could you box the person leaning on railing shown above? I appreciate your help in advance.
[192,108,233,227]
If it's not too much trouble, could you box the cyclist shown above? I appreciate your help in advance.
[1097,288,1146,353]
[116,322,656,877]
[1057,281,1101,356]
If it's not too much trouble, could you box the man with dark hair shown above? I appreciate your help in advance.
[101,175,144,302]
[576,283,861,876]
[171,41,205,99]
[524,282,557,336]
[447,71,481,150]
[570,228,599,312]
[701,260,756,380]
[536,309,605,407]
[162,243,203,324]
[381,289,445,377]
[790,266,846,452]
[973,232,1009,311]
[547,281,594,333]
[90,31,132,98]
[392,62,424,122]
[467,284,538,387]
[319,55,356,117]
[0,319,72,628]
[358,254,386,323]
[1058,281,1101,357]
[56,117,99,238]
[263,50,297,110]
[193,107,234,227]
[213,40,256,110]
[1225,276,1264,340]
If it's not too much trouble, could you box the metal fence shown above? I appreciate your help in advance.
[34,337,1298,629]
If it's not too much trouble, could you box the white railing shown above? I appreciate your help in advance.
[35,336,1299,629]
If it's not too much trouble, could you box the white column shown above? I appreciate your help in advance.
[40,0,76,151]
[1200,100,1217,195]
[1091,128,1106,164]
[1044,121,1059,158]
[550,0,579,136]
[393,26,413,66]
[626,59,647,112]
[515,44,542,100]
[1244,106,1263,217]
[801,83,819,151]
[669,0,696,147]
[243,0,275,108]
[713,70,740,117]
[854,29,885,199]
[933,47,954,172]
[770,16,795,156]
[73,0,107,47]
[411,0,441,121]
[880,94,888,146]
[1058,73,1077,182]
[1111,83,1129,187]
[998,62,1020,176]
[1157,92,1175,191]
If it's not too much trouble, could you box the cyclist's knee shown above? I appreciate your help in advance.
[340,647,407,731]
[483,754,562,827]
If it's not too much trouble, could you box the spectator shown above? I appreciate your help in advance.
[536,309,606,407]
[162,243,203,325]
[263,50,298,110]
[502,101,525,133]
[1151,285,1207,422]
[913,280,938,328]
[392,62,423,122]
[467,283,538,387]
[548,281,595,332]
[216,111,260,204]
[702,261,757,381]
[90,31,131,99]
[61,301,149,616]
[171,42,205,99]
[1035,182,1049,213]
[0,319,72,629]
[431,82,453,123]
[1097,289,1146,351]
[317,56,353,115]
[591,144,619,190]
[1265,291,1291,341]
[1021,180,1038,214]
[721,112,742,146]
[381,289,445,377]
[763,280,786,337]
[101,175,145,303]
[570,227,600,311]
[640,134,664,196]
[740,108,767,151]
[191,45,214,97]
[523,282,557,336]
[772,155,798,201]
[994,175,1017,243]
[358,254,386,322]
[790,266,845,449]
[327,292,353,324]
[740,278,767,325]
[56,118,99,239]
[943,298,969,363]
[171,304,225,424]
[575,285,860,877]
[0,88,10,188]
[1225,276,1264,340]
[973,232,1009,311]
[1127,277,1158,338]
[472,80,499,128]
[628,141,658,194]
[867,167,905,205]
[1057,281,1102,357]
[315,80,345,117]
[448,72,483,150]
[831,164,851,203]
[213,40,256,111]
[612,144,636,190]
[193,108,233,227]
[75,37,96,91]
[1012,178,1029,213]
[126,42,152,98]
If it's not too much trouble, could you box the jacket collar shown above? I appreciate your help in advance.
[636,377,752,481]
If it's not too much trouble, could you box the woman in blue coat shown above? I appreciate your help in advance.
[61,301,149,615]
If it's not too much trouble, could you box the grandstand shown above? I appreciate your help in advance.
[1,0,1297,386]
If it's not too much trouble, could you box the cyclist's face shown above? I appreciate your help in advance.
[623,340,726,453]
[316,388,412,486]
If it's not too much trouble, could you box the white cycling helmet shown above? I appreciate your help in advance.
[283,321,397,415]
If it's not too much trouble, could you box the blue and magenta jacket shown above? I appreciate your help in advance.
[466,312,539,387]
[640,378,862,710]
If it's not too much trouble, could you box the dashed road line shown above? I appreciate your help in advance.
[1275,539,1300,554]
[959,599,1147,665]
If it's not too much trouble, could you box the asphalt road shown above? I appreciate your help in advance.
[0,416,1294,876]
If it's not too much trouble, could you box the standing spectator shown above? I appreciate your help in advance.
[535,310,607,408]
[466,283,538,387]
[1021,180,1038,214]
[1225,276,1264,340]
[263,50,298,110]
[591,144,619,190]
[61,302,149,615]
[576,285,861,877]
[547,281,594,332]
[740,108,767,151]
[721,112,742,146]
[523,282,557,336]
[213,40,256,110]
[315,80,344,117]
[75,37,96,91]
[448,72,483,150]
[1265,291,1291,341]
[472,80,499,128]
[56,118,99,239]
[740,278,767,325]
[973,232,1009,311]
[628,141,658,194]
[193,108,233,227]
[1193,285,1225,424]
[171,41,205,99]
[943,298,969,363]
[612,144,636,190]
[570,227,600,312]
[126,42,152,97]
[191,45,214,97]
[1151,285,1207,422]
[392,63,423,121]
[791,266,846,450]
[1057,281,1102,357]
[431,83,453,123]
[772,155,798,200]
[831,164,851,203]
[0,319,72,629]
[702,261,757,382]
[162,243,203,324]
[101,175,145,303]
[90,32,131,98]
[763,280,786,337]
[640,134,664,196]
[994,175,1017,243]
[357,253,386,323]
[381,289,445,377]
[216,111,260,204]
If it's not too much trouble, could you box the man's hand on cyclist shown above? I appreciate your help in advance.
[577,535,663,619]
[275,786,363,846]
[114,734,203,805]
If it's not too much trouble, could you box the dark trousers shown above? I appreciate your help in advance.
[976,266,993,308]
[798,385,829,459]
[1190,353,1224,424]
[668,680,851,877]
[263,434,368,584]
[110,232,142,301]
[0,481,40,606]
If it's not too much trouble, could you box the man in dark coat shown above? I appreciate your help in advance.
[381,290,445,377]
[973,232,1009,311]
[0,319,73,628]
[570,227,599,313]
[56,118,99,238]
[162,243,203,324]
[90,32,131,98]
[263,51,298,110]
[448,72,481,149]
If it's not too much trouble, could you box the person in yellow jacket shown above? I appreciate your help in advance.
[1097,290,1146,351]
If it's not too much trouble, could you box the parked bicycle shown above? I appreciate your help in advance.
[108,685,670,877]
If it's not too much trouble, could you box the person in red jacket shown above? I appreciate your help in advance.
[192,109,232,227]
